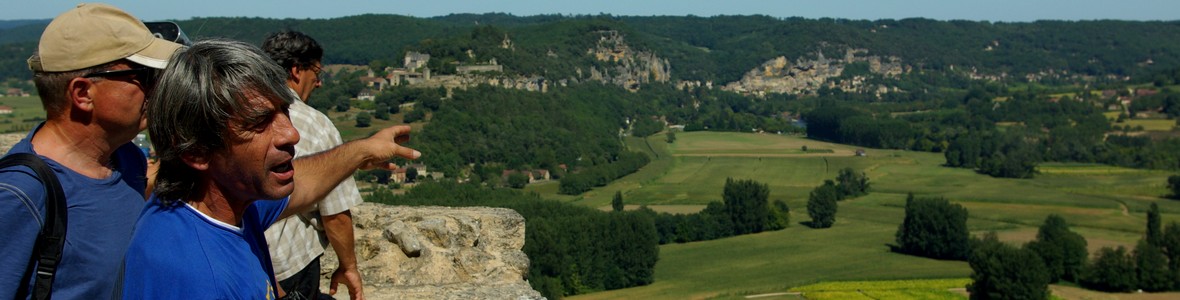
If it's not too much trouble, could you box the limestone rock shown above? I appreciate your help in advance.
[722,48,908,97]
[320,203,544,300]
[587,30,672,91]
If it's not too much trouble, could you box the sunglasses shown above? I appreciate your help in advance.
[84,67,157,89]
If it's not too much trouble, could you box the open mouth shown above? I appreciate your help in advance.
[271,161,294,174]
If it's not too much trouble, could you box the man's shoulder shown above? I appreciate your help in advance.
[288,100,330,120]
[0,157,50,213]
[135,200,205,233]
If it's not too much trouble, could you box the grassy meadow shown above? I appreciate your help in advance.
[561,131,1180,299]
[0,96,47,133]
[1123,118,1176,131]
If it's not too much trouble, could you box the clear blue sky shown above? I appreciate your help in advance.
[3,0,1178,22]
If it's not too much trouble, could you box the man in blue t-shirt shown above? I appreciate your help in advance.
[120,39,421,299]
[0,4,182,299]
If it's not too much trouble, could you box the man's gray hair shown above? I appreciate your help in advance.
[148,38,296,204]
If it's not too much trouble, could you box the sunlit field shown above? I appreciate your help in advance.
[0,96,46,134]
[562,131,1180,299]
[1122,118,1176,131]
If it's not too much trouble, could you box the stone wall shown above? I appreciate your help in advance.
[320,203,544,300]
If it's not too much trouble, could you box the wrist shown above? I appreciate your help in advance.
[337,262,359,271]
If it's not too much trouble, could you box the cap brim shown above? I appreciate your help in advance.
[126,37,183,69]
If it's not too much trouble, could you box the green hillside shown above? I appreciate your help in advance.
[4,15,1180,82]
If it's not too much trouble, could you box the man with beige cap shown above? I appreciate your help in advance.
[0,3,181,299]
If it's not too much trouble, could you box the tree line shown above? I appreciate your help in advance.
[636,178,791,244]
[405,81,814,183]
[891,195,1180,299]
[805,167,870,228]
[558,151,649,195]
[6,15,1180,85]
[368,181,658,300]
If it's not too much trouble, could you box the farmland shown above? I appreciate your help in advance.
[563,131,1180,299]
[0,96,46,133]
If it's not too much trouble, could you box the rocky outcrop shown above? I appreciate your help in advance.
[0,133,24,154]
[320,203,544,300]
[723,48,908,97]
[585,30,672,91]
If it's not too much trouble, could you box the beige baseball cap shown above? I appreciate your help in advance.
[28,3,183,72]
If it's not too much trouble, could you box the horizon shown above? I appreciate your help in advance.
[3,0,1178,23]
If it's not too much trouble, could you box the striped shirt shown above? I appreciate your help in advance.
[264,96,362,280]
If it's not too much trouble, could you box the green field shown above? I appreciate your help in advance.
[790,278,971,300]
[564,131,1180,299]
[0,96,47,133]
[1122,118,1176,131]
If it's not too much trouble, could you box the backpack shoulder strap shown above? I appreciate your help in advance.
[0,153,67,300]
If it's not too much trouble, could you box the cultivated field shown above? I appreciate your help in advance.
[563,131,1180,300]
[0,96,46,134]
[788,278,971,300]
[1122,118,1176,131]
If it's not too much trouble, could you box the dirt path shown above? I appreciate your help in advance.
[1120,202,1130,216]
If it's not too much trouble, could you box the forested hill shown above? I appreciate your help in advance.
[2,14,1180,82]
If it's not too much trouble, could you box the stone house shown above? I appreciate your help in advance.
[501,169,550,183]
[359,76,389,91]
[5,88,26,97]
[357,89,376,101]
[391,164,429,183]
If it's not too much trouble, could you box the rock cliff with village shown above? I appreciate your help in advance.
[328,29,921,108]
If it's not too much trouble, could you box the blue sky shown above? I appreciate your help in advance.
[3,0,1178,22]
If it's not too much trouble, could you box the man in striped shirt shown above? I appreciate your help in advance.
[262,31,365,300]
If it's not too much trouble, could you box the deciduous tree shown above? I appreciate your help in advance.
[894,193,970,260]
[1134,239,1171,292]
[1169,175,1180,199]
[1081,246,1137,292]
[612,191,624,212]
[1148,203,1162,246]
[355,111,371,127]
[1026,214,1088,282]
[967,232,1051,300]
[835,167,869,199]
[807,180,838,228]
[723,178,770,234]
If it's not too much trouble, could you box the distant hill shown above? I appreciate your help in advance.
[0,19,48,30]
[2,14,1180,83]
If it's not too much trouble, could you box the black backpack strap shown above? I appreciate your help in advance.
[0,153,67,300]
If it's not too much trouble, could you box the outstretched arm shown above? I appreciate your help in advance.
[282,125,419,220]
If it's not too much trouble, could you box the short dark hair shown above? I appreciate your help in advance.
[261,30,323,71]
[148,39,295,204]
[31,58,121,118]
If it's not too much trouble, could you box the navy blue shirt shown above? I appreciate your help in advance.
[0,123,147,299]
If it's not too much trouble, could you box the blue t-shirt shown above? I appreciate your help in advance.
[0,123,147,299]
[121,196,288,299]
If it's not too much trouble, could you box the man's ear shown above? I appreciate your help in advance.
[288,66,302,81]
[67,77,96,113]
[181,151,210,171]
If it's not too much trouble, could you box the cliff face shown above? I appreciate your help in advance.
[584,30,672,91]
[722,48,908,97]
[320,203,544,300]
